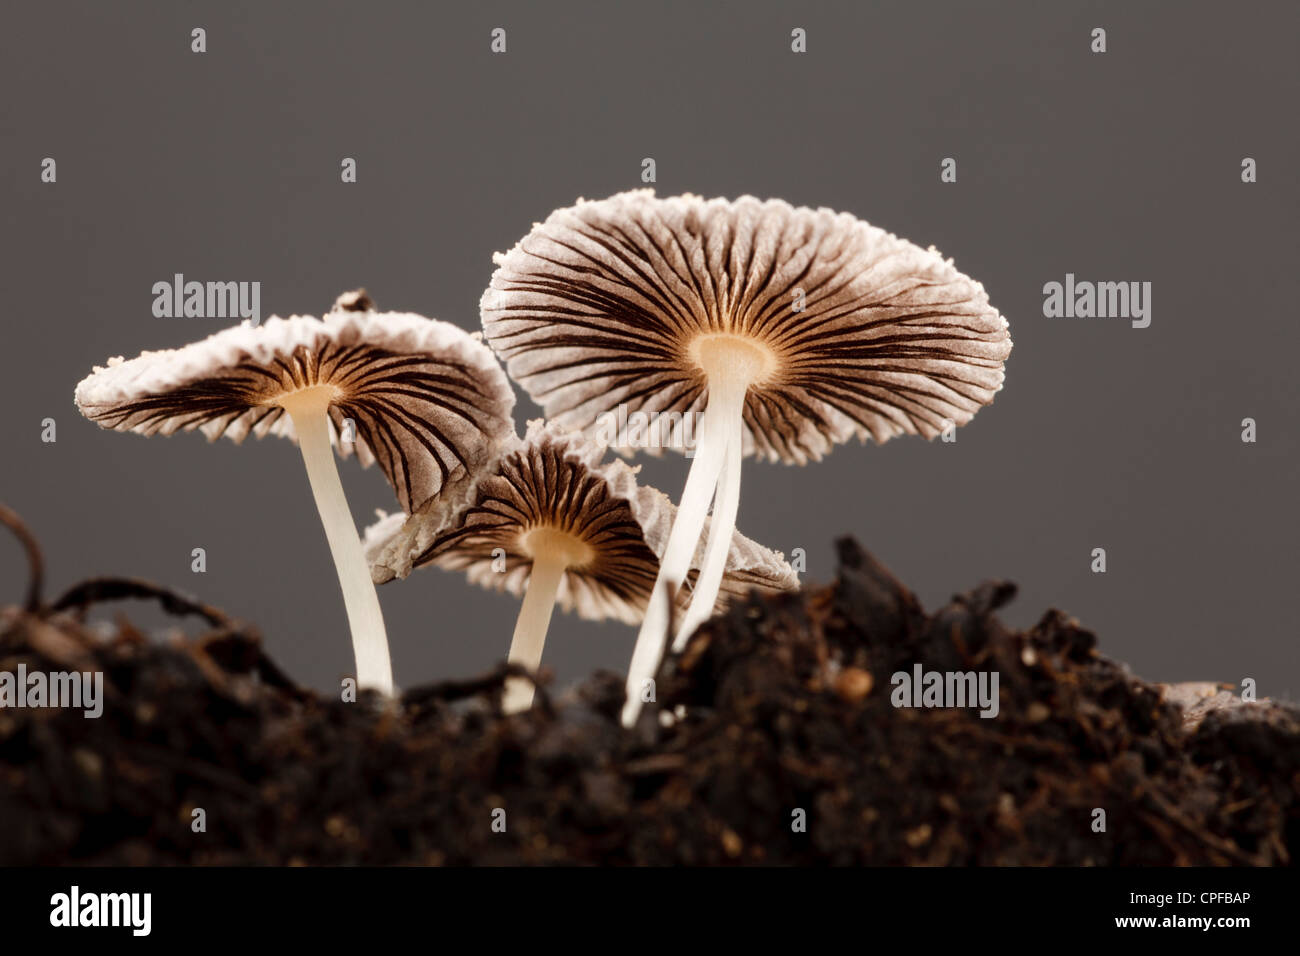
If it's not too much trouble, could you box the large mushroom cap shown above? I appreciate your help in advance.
[482,190,1012,464]
[369,420,796,623]
[74,303,517,513]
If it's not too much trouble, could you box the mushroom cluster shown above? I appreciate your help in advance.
[72,190,1010,724]
[481,190,1012,723]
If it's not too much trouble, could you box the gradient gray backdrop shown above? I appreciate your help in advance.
[2,1,1296,700]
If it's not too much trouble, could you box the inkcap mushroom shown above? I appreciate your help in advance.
[74,296,515,694]
[481,191,1012,723]
[370,420,796,713]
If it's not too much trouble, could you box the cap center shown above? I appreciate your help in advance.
[519,525,595,570]
[274,384,343,419]
[690,333,776,388]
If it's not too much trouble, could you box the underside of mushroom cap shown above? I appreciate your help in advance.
[482,190,1012,465]
[371,420,796,623]
[74,308,517,513]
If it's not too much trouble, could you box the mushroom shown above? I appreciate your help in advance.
[369,420,796,713]
[74,297,516,695]
[481,190,1012,722]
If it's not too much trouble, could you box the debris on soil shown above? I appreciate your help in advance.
[0,504,1295,865]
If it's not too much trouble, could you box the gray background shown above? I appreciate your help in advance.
[2,1,1296,700]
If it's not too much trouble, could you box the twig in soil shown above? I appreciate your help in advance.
[50,577,238,629]
[402,662,552,712]
[0,504,45,613]
[198,631,300,692]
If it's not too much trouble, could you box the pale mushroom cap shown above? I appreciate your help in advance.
[482,190,1012,464]
[369,420,797,623]
[74,307,517,514]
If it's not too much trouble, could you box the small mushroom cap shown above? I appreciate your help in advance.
[74,306,516,514]
[368,420,797,623]
[482,190,1012,464]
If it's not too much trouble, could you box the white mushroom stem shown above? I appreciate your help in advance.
[280,386,393,696]
[621,336,766,727]
[502,555,566,714]
[503,527,590,714]
[674,423,743,649]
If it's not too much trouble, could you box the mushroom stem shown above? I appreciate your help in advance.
[502,553,567,714]
[674,424,743,650]
[281,387,394,696]
[621,338,758,726]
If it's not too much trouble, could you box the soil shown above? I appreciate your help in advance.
[1,505,1296,865]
